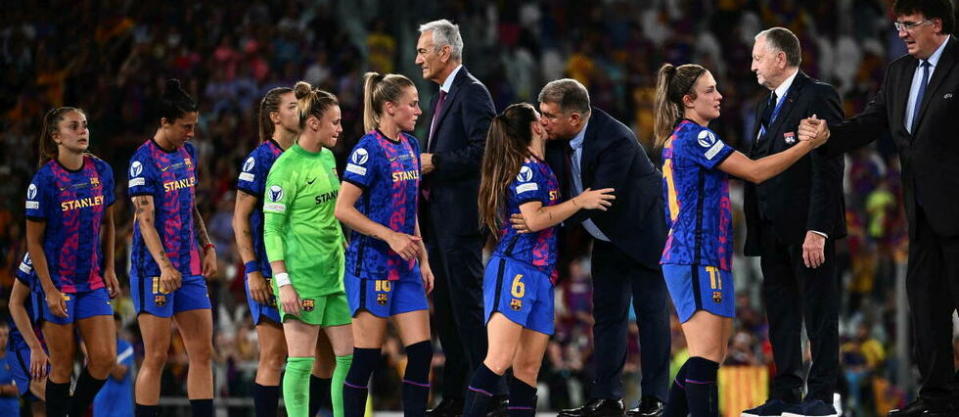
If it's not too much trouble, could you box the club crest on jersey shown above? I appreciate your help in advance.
[154,295,167,306]
[268,185,284,202]
[130,161,144,177]
[242,157,255,172]
[712,291,723,303]
[510,298,523,311]
[377,293,389,305]
[351,148,369,165]
[90,177,100,187]
[302,299,315,312]
[184,158,193,168]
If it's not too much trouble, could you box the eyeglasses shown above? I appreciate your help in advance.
[894,19,930,32]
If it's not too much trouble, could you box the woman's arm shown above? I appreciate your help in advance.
[334,182,421,261]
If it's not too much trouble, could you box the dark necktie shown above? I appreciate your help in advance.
[911,61,931,133]
[758,91,777,139]
[427,90,447,152]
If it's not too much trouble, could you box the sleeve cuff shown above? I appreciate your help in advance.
[342,178,369,190]
[810,230,828,239]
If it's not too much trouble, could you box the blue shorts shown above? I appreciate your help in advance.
[345,267,428,318]
[483,256,554,335]
[245,276,281,325]
[663,264,734,323]
[131,273,212,318]
[7,340,32,397]
[40,287,113,325]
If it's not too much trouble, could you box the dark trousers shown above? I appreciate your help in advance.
[759,223,840,404]
[908,208,959,407]
[425,218,488,400]
[589,239,670,401]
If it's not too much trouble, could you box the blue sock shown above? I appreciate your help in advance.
[190,398,213,417]
[463,364,502,417]
[402,341,433,417]
[684,357,719,417]
[663,360,689,417]
[254,383,280,417]
[506,375,536,417]
[343,347,380,417]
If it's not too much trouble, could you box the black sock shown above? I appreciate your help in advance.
[70,368,108,417]
[463,364,502,417]
[684,357,719,417]
[135,404,159,417]
[310,376,332,417]
[506,375,536,417]
[254,383,280,417]
[402,341,433,417]
[45,379,71,417]
[190,398,214,417]
[343,347,380,417]
[664,360,689,417]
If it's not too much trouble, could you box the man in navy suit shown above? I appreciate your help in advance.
[739,27,846,417]
[415,19,501,417]
[534,79,669,417]
[800,1,959,416]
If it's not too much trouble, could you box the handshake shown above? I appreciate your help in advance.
[797,115,830,148]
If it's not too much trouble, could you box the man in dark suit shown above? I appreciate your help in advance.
[414,19,500,417]
[534,79,669,417]
[738,27,846,417]
[800,1,959,416]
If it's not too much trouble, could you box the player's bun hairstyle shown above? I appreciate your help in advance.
[258,87,294,141]
[292,81,338,130]
[654,63,708,147]
[478,102,539,237]
[362,72,415,132]
[158,79,198,124]
[38,107,86,166]
[894,0,954,34]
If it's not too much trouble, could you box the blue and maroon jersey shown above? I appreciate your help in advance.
[25,155,115,293]
[128,139,202,278]
[9,253,45,349]
[342,130,421,281]
[494,157,561,284]
[236,139,284,278]
[660,120,735,270]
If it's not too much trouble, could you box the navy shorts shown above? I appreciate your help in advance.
[663,264,734,323]
[131,273,212,318]
[345,266,428,318]
[483,255,554,335]
[245,276,281,325]
[40,287,113,325]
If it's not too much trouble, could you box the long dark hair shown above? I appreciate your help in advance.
[258,87,294,141]
[478,103,539,237]
[38,107,85,166]
[653,63,707,147]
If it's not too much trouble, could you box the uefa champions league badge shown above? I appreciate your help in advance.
[784,131,797,145]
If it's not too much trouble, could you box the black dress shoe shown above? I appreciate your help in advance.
[486,396,508,417]
[626,397,664,417]
[887,399,951,417]
[558,398,625,417]
[428,397,465,417]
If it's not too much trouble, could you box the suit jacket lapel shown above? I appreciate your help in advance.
[432,67,468,133]
[914,36,958,130]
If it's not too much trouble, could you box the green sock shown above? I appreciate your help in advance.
[332,354,353,417]
[283,357,315,417]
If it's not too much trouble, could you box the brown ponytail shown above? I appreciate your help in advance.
[362,71,415,132]
[38,107,84,167]
[293,81,338,128]
[477,103,539,237]
[258,87,294,141]
[653,63,707,147]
